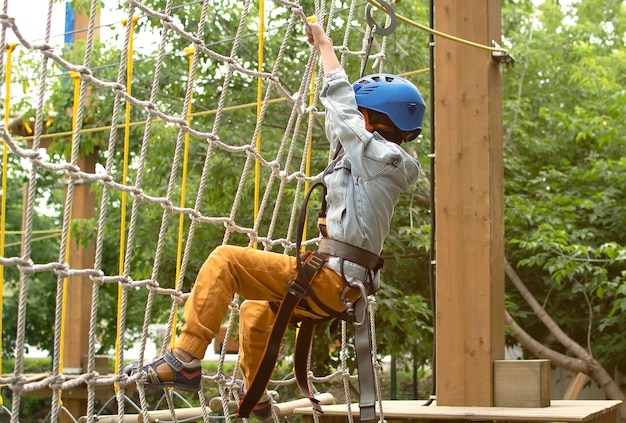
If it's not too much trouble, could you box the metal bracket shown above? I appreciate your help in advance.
[492,41,516,67]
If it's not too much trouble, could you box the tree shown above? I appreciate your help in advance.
[501,0,626,408]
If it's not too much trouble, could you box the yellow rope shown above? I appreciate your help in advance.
[0,42,17,402]
[365,0,509,54]
[58,71,82,406]
[115,15,139,380]
[253,0,265,249]
[301,61,318,250]
[170,45,196,350]
[3,228,61,235]
[16,98,288,143]
[3,233,61,248]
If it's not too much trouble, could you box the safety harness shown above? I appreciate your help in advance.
[237,177,384,421]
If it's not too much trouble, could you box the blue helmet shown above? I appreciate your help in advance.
[353,73,426,138]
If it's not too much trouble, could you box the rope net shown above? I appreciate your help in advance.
[0,0,431,421]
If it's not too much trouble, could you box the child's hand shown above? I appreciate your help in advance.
[306,22,332,49]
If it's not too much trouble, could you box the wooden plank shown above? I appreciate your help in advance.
[295,400,622,423]
[434,0,505,406]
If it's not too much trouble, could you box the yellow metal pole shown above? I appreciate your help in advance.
[115,15,139,377]
[253,0,265,248]
[0,42,17,398]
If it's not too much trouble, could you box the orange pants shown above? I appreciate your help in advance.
[175,245,355,387]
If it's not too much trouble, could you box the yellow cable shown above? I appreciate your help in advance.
[3,228,62,235]
[58,71,81,405]
[301,64,318,251]
[115,15,138,381]
[253,0,265,250]
[4,233,62,249]
[17,98,290,143]
[365,0,509,54]
[0,42,16,400]
[171,45,196,351]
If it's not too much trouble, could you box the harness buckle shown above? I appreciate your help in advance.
[341,282,369,326]
[286,277,308,299]
[342,294,355,317]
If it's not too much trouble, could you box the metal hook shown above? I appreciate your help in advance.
[360,0,397,77]
[365,0,397,37]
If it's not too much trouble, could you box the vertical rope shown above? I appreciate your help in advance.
[86,6,136,422]
[115,14,138,379]
[57,71,82,407]
[170,44,196,350]
[125,0,181,418]
[221,0,254,246]
[7,0,55,420]
[300,27,318,249]
[52,0,101,418]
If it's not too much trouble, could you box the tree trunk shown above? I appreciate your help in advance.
[504,259,626,422]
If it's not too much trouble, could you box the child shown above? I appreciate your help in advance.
[125,21,425,419]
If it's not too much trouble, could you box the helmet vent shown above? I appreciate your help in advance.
[407,103,419,115]
[359,87,377,94]
[368,75,395,83]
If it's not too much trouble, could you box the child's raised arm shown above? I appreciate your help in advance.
[306,22,341,74]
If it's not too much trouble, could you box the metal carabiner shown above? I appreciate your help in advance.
[341,281,370,327]
[365,0,397,37]
[360,0,397,77]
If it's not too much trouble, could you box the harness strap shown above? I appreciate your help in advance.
[318,237,384,272]
[294,319,322,411]
[236,251,328,418]
[354,297,376,420]
[291,300,377,421]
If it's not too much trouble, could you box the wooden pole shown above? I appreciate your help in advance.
[434,0,505,406]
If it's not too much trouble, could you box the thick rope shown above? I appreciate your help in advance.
[0,0,443,421]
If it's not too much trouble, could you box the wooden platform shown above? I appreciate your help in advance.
[294,400,622,423]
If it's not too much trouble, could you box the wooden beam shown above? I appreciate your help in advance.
[433,0,505,406]
[61,152,97,423]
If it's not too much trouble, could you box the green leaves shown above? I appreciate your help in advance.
[504,0,626,371]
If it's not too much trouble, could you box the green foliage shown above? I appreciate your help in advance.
[503,0,626,371]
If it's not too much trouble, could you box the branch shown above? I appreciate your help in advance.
[505,258,589,359]
[505,258,626,421]
[504,311,587,373]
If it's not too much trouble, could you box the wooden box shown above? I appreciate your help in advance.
[81,355,110,375]
[214,324,239,354]
[494,359,551,407]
